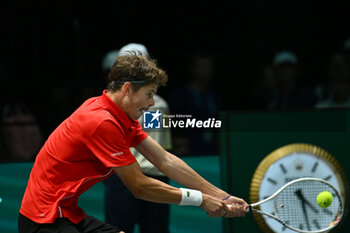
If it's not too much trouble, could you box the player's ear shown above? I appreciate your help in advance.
[122,82,134,96]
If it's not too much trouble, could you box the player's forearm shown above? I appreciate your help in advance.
[160,152,228,199]
[113,165,182,204]
[136,136,228,199]
[133,176,226,217]
[132,175,182,204]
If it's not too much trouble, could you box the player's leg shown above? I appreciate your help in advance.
[104,174,139,232]
[18,213,80,233]
[139,201,170,233]
[18,213,40,233]
[138,176,170,233]
[78,215,121,233]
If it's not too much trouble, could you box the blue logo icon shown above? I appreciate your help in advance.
[143,110,162,129]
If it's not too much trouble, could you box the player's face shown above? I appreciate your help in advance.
[128,84,157,120]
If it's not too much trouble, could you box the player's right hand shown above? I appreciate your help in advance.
[224,202,247,217]
[223,195,248,217]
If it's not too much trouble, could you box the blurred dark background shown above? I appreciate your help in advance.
[1,0,350,159]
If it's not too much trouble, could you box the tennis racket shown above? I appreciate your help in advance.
[247,178,344,233]
[230,177,343,233]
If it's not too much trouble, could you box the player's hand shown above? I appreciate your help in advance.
[201,194,225,217]
[223,195,248,217]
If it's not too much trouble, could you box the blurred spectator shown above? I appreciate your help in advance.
[1,101,43,161]
[101,49,120,81]
[0,133,6,160]
[168,52,222,155]
[250,62,277,109]
[104,43,172,233]
[0,59,7,159]
[265,50,316,109]
[0,58,44,161]
[315,36,350,108]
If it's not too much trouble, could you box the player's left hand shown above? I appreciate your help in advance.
[223,195,248,217]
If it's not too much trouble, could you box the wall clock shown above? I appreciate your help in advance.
[249,143,348,233]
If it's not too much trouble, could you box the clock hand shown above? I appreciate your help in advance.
[295,189,307,203]
[304,199,319,214]
[295,189,319,214]
[295,189,311,231]
[300,201,311,231]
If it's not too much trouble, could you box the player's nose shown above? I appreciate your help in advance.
[149,97,155,107]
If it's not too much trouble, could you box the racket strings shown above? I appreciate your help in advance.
[275,180,341,231]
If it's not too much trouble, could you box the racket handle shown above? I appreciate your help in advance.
[226,204,251,212]
[246,205,252,212]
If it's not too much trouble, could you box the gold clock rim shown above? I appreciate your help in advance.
[249,143,348,233]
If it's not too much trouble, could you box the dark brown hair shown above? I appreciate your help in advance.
[107,52,168,92]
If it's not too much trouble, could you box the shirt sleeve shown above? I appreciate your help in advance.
[87,120,137,168]
[130,122,148,147]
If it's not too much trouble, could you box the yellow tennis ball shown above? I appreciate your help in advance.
[317,191,333,208]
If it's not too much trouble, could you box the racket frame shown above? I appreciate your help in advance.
[247,177,344,233]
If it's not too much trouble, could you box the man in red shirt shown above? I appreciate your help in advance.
[19,52,248,233]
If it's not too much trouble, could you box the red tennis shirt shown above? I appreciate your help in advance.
[20,90,148,224]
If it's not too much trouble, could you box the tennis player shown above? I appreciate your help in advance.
[18,52,248,233]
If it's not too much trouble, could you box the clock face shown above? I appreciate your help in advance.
[258,152,344,233]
